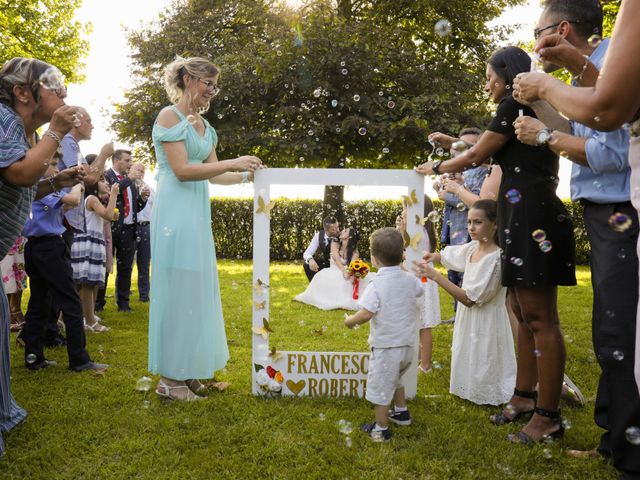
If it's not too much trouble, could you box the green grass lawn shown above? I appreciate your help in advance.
[1,263,617,479]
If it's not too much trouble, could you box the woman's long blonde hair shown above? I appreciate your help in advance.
[163,55,219,114]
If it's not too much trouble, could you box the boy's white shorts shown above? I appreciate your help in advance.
[365,345,413,406]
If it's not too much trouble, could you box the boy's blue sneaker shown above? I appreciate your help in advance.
[360,422,392,442]
[388,409,412,426]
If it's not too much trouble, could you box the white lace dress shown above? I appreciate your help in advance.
[294,257,375,311]
[441,241,516,405]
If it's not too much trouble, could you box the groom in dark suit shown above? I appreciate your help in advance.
[101,150,147,312]
[302,216,340,281]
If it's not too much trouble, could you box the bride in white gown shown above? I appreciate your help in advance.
[294,227,375,311]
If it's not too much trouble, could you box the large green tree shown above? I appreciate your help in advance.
[112,0,523,213]
[0,0,91,83]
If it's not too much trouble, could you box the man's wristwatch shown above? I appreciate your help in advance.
[536,128,554,146]
[432,159,444,175]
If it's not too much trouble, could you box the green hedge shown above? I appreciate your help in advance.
[211,197,590,265]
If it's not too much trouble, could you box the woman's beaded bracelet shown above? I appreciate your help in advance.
[43,130,62,145]
[241,171,250,184]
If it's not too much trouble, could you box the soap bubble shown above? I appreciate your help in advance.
[255,343,269,359]
[353,94,360,102]
[231,281,238,290]
[26,353,37,364]
[625,426,640,445]
[531,229,546,242]
[337,419,353,435]
[505,189,522,204]
[510,257,524,267]
[451,140,467,152]
[539,240,553,253]
[387,100,395,109]
[186,114,197,125]
[456,202,466,212]
[608,212,632,232]
[331,99,338,107]
[613,350,625,361]
[435,147,444,156]
[587,35,602,47]
[313,88,322,98]
[434,19,452,37]
[427,211,439,223]
[514,166,521,173]
[341,68,348,75]
[382,147,389,154]
[135,376,153,392]
[358,127,367,136]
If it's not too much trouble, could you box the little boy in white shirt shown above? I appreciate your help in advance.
[344,227,424,441]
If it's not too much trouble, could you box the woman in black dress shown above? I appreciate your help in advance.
[417,46,576,444]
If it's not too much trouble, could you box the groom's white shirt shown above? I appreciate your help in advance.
[303,231,331,262]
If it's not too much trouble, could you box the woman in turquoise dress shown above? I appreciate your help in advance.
[150,56,262,401]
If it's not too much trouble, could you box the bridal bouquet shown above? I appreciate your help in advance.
[348,259,370,300]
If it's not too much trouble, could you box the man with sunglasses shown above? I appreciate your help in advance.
[513,2,639,477]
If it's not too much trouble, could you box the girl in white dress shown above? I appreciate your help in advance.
[71,178,118,332]
[417,197,441,373]
[295,227,374,310]
[414,200,516,405]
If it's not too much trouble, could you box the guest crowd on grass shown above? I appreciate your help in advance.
[1,0,640,478]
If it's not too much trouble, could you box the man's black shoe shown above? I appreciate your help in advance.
[69,361,109,372]
[118,306,133,312]
[26,359,58,371]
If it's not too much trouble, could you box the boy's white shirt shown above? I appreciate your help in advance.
[358,265,424,348]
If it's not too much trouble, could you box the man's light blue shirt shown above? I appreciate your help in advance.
[570,38,630,203]
[60,133,87,231]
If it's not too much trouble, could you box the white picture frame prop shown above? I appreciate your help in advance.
[252,168,425,398]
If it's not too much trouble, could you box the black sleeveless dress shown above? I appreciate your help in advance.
[488,95,576,287]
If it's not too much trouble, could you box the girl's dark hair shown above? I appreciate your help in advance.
[470,199,499,245]
[487,46,531,91]
[423,195,437,253]
[346,227,360,263]
[84,181,100,198]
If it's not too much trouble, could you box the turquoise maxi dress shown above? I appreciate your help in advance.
[148,106,229,380]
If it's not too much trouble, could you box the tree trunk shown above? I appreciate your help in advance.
[323,185,345,225]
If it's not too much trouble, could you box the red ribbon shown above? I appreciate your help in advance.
[352,278,360,300]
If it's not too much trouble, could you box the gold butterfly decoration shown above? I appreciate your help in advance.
[402,229,423,250]
[415,215,428,226]
[256,196,275,218]
[253,278,269,295]
[409,231,423,251]
[252,318,274,339]
[402,189,418,207]
[253,300,266,310]
[401,229,411,249]
[268,346,283,361]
